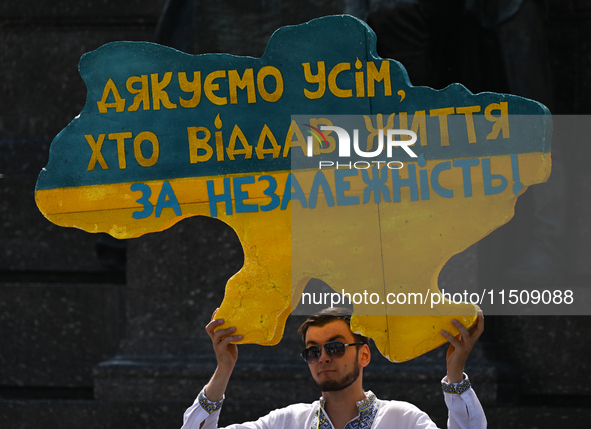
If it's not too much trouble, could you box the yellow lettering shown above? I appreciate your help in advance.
[485,102,510,140]
[187,127,213,163]
[85,134,108,170]
[215,114,224,161]
[255,125,281,159]
[126,75,150,111]
[226,124,252,160]
[204,70,228,105]
[108,132,132,169]
[355,58,364,98]
[151,72,177,110]
[283,120,307,157]
[367,61,391,97]
[134,131,159,167]
[429,107,455,146]
[257,66,283,102]
[328,63,352,98]
[228,69,256,104]
[456,105,481,143]
[364,114,395,151]
[97,79,125,113]
[399,111,427,146]
[302,62,326,99]
[178,71,202,108]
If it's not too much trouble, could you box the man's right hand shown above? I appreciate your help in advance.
[203,309,242,402]
[205,309,243,370]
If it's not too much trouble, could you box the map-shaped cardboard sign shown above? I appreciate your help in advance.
[35,15,551,362]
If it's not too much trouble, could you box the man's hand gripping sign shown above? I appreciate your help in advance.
[35,15,551,362]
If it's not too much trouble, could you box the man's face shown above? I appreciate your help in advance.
[304,320,364,392]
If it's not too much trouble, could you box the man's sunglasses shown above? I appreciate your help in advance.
[301,341,364,364]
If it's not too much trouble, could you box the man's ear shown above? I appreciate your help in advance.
[358,344,371,368]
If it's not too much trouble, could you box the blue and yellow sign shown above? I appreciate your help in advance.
[35,15,551,362]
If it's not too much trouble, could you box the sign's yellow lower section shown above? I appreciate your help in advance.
[35,152,550,361]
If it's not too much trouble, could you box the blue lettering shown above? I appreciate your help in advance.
[281,173,307,209]
[482,158,507,195]
[361,166,390,204]
[259,175,280,212]
[309,171,335,209]
[207,178,233,217]
[233,176,259,213]
[334,169,359,206]
[155,181,181,217]
[431,161,454,198]
[452,158,479,197]
[418,169,430,200]
[131,183,153,219]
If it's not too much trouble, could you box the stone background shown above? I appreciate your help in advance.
[1,0,590,428]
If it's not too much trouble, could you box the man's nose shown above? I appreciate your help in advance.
[318,347,332,362]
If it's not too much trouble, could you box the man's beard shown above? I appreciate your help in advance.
[313,363,360,392]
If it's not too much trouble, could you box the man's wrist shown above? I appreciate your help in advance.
[441,373,471,395]
[447,365,466,383]
[446,368,465,384]
[199,387,224,414]
[204,364,234,403]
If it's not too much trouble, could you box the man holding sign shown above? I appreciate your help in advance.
[182,307,486,429]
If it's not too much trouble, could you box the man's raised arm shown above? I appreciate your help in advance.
[441,310,485,383]
[181,309,242,429]
[439,310,487,428]
[203,310,243,401]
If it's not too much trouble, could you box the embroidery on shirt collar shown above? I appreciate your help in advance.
[312,392,379,429]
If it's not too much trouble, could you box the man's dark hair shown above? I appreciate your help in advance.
[298,307,370,345]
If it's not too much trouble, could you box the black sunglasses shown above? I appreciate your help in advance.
[301,341,364,364]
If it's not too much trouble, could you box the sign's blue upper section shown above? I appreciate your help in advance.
[36,15,551,191]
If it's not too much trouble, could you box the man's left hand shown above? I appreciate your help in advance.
[440,310,484,383]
